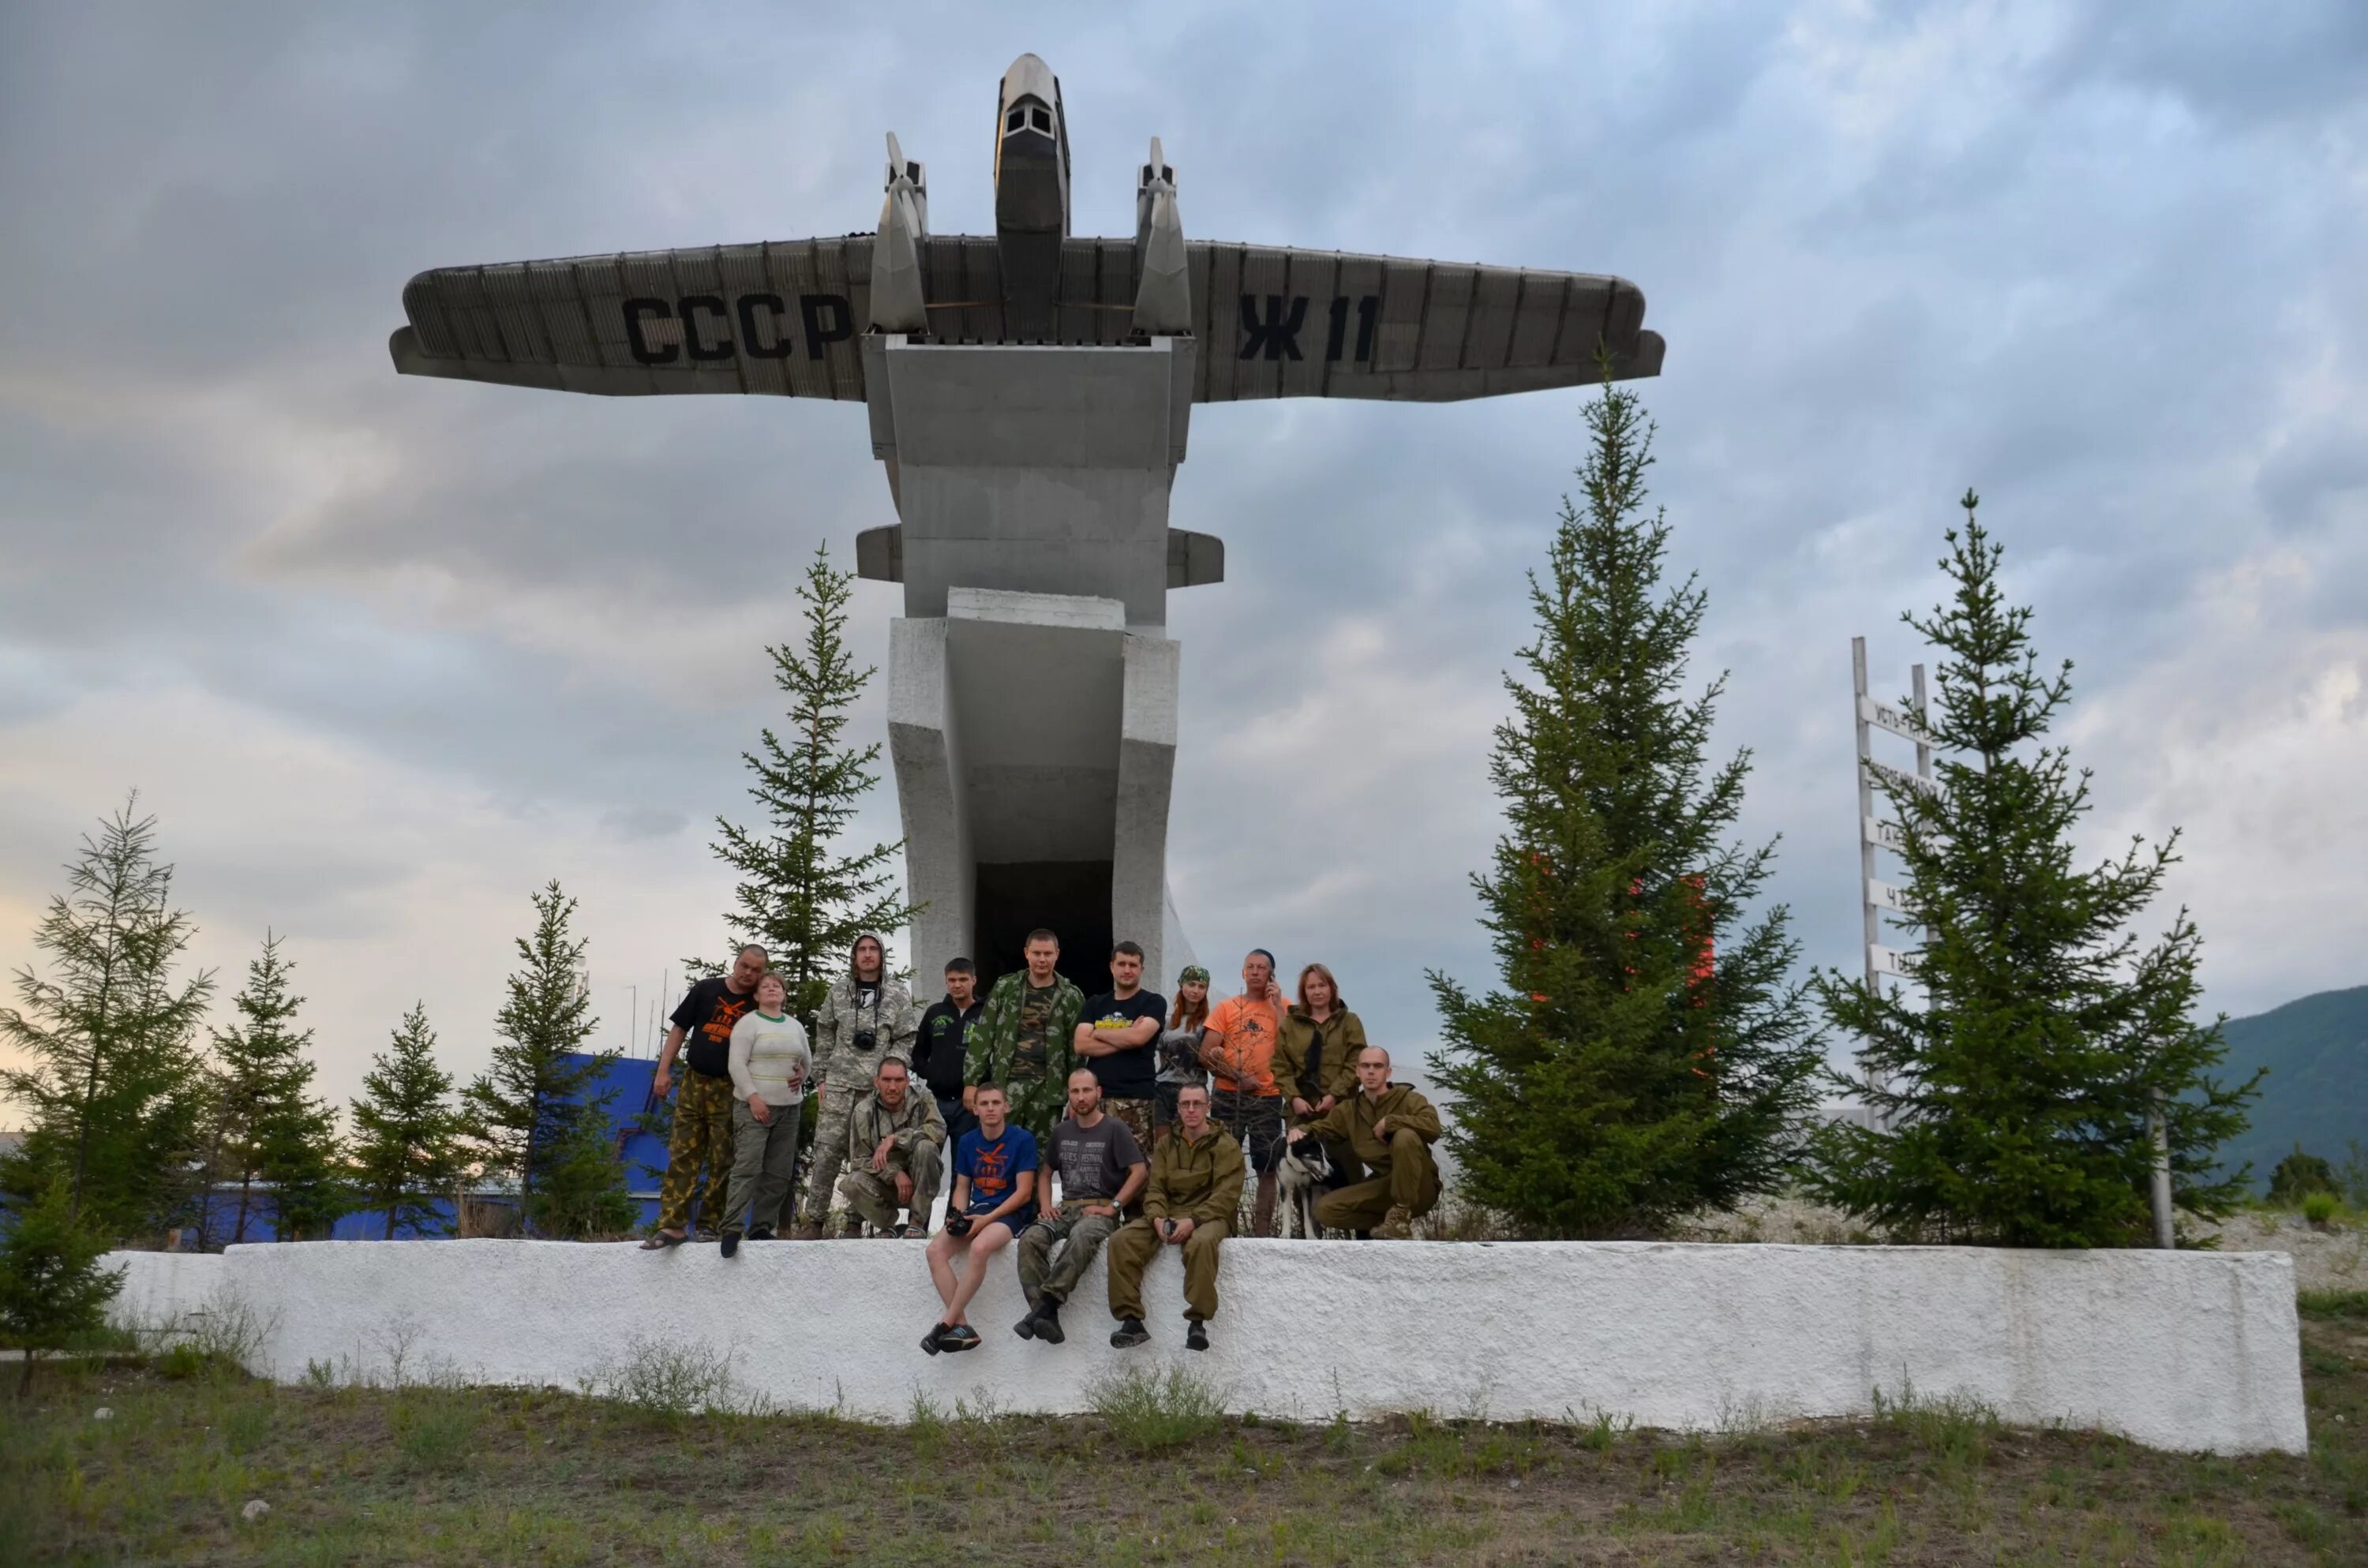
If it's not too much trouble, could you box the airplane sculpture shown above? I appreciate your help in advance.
[390,54,1665,990]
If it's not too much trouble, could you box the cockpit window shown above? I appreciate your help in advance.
[1030,105,1053,133]
[1006,107,1025,133]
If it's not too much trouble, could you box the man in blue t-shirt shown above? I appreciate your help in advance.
[921,1083,1039,1354]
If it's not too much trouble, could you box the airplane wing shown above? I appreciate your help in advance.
[392,237,1659,402]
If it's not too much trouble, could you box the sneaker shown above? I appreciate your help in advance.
[920,1323,948,1356]
[745,1226,776,1243]
[719,1230,742,1259]
[692,1227,720,1243]
[898,1223,930,1240]
[1186,1320,1209,1353]
[1032,1300,1066,1345]
[939,1324,983,1353]
[1110,1318,1149,1349]
[1377,1204,1414,1241]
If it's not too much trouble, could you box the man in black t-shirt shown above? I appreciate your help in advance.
[645,944,766,1247]
[1072,940,1167,1153]
[916,957,984,1151]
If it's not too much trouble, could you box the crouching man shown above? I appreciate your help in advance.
[1015,1068,1147,1345]
[1103,1083,1244,1353]
[1294,1046,1442,1240]
[837,1057,946,1239]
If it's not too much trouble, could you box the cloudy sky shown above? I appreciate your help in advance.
[4,2,2365,1114]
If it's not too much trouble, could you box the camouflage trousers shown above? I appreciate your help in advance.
[1103,1097,1155,1155]
[838,1140,945,1232]
[658,1070,734,1233]
[798,1081,855,1224]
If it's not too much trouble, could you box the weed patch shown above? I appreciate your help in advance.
[1088,1361,1226,1454]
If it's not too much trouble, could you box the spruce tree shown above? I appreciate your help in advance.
[1428,383,1823,1238]
[0,799,214,1244]
[1807,499,2258,1245]
[0,1178,126,1394]
[207,934,344,1242]
[349,1003,465,1239]
[463,881,628,1237]
[710,542,916,1022]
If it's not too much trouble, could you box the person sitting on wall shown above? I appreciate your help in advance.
[796,933,919,1239]
[915,956,984,1151]
[835,1056,947,1239]
[1015,1067,1148,1345]
[1155,965,1212,1140]
[1275,962,1369,1189]
[1103,1083,1245,1353]
[718,971,812,1258]
[644,943,768,1249]
[1291,1046,1443,1241]
[1070,940,1165,1151]
[921,1083,1039,1354]
[965,928,1083,1143]
[1198,949,1291,1235]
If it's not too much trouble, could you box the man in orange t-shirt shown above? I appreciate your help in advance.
[1198,949,1291,1236]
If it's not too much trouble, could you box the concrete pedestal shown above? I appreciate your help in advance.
[861,336,1209,985]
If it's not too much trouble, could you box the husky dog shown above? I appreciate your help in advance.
[1274,1135,1335,1240]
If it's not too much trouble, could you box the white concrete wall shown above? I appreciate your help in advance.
[104,1239,2307,1455]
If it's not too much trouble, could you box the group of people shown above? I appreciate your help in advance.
[638,929,1444,1352]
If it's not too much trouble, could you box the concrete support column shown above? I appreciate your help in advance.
[888,616,972,987]
[1115,634,1180,983]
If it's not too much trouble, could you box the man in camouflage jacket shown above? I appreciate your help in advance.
[964,930,1085,1140]
[835,1056,946,1237]
[795,934,919,1237]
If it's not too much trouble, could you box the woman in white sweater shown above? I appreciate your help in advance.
[721,972,812,1256]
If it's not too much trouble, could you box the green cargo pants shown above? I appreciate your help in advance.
[1016,1207,1121,1309]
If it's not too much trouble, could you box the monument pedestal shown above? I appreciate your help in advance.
[859,336,1211,985]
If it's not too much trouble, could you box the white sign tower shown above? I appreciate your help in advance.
[1850,637,1936,1119]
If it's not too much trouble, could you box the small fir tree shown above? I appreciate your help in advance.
[710,542,916,1022]
[0,799,214,1244]
[349,1003,466,1239]
[463,882,628,1235]
[1808,499,2259,1245]
[206,934,344,1242]
[0,1177,126,1394]
[1428,381,1825,1238]
[527,1112,640,1239]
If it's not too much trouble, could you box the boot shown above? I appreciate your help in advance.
[791,1219,825,1241]
[1377,1204,1413,1241]
[1251,1173,1277,1238]
[838,1214,866,1240]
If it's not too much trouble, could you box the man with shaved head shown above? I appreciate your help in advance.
[1291,1046,1442,1241]
[645,943,769,1248]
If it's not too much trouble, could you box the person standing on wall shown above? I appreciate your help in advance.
[1014,1067,1147,1345]
[1199,949,1291,1236]
[1276,962,1368,1189]
[965,928,1083,1143]
[644,944,768,1249]
[1156,965,1212,1140]
[718,971,811,1257]
[1294,1046,1444,1240]
[1103,1083,1244,1352]
[921,1083,1039,1354]
[796,934,918,1239]
[835,1055,946,1238]
[915,956,984,1152]
[1071,940,1164,1151]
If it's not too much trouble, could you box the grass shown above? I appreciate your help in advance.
[2,1315,2361,1566]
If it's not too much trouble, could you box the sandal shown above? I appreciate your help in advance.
[639,1230,688,1250]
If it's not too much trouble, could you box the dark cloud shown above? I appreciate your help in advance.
[5,1,2367,1110]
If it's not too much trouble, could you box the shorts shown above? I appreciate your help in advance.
[957,1207,1036,1239]
[1208,1088,1287,1174]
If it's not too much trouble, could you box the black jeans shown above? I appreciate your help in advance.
[935,1092,977,1151]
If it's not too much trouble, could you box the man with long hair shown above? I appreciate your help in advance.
[796,934,917,1238]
